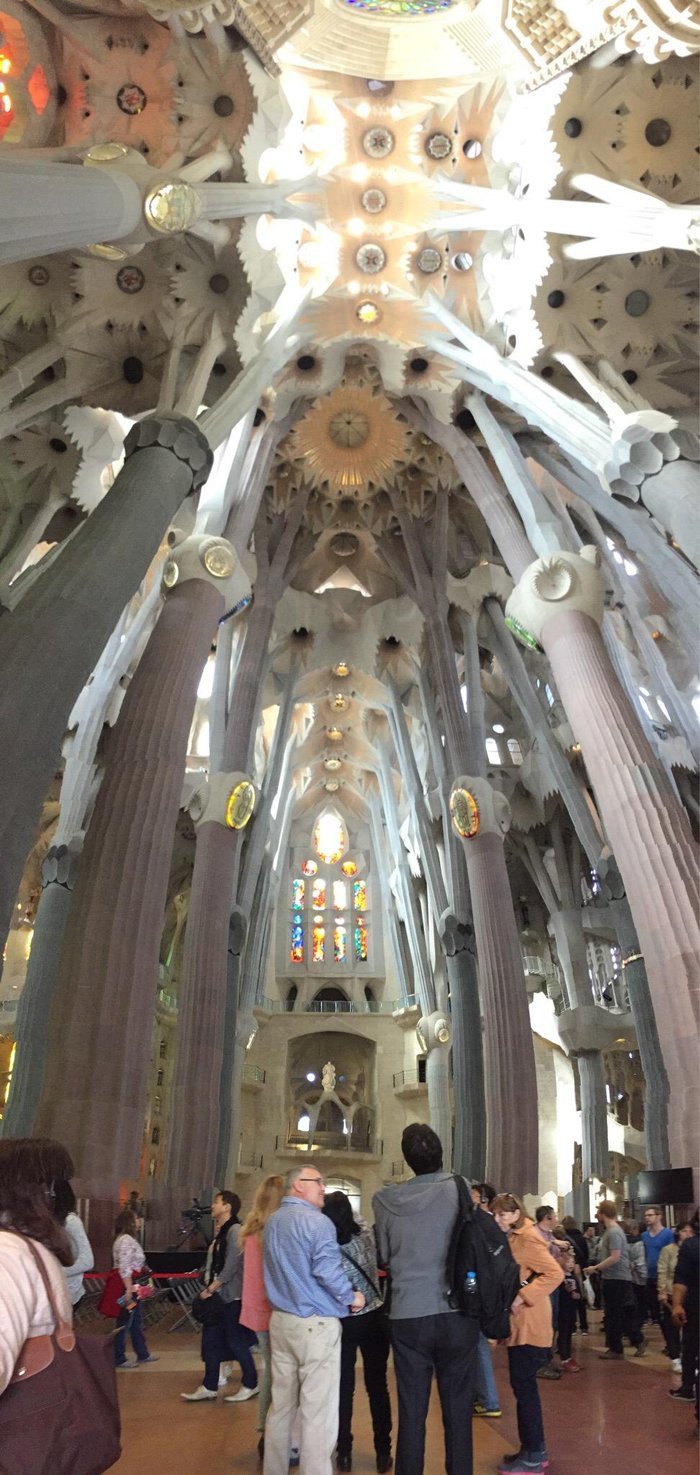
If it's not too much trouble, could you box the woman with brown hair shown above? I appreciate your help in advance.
[112,1206,157,1369]
[492,1193,564,1475]
[240,1175,285,1460]
[0,1137,74,1394]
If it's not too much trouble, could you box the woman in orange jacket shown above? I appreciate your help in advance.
[492,1194,564,1475]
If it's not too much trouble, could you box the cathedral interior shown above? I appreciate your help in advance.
[0,0,699,1272]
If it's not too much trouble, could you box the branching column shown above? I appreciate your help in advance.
[507,549,700,1174]
[167,491,310,1199]
[0,415,212,962]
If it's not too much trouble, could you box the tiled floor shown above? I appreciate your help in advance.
[112,1312,699,1474]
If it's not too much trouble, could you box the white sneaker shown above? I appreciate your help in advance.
[181,1385,217,1401]
[218,1372,229,1388]
[224,1385,259,1403]
[672,1358,682,1373]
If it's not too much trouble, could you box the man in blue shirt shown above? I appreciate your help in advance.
[263,1164,364,1475]
[642,1205,674,1326]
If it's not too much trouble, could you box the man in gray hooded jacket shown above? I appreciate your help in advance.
[372,1123,478,1475]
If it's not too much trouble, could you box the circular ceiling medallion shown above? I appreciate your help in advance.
[356,242,386,274]
[28,265,50,286]
[116,83,146,116]
[330,532,360,558]
[426,132,451,160]
[325,780,340,792]
[225,779,256,830]
[162,560,179,589]
[417,246,442,275]
[356,301,382,325]
[450,787,480,839]
[116,265,145,295]
[333,662,350,678]
[329,411,370,449]
[362,126,394,160]
[361,187,387,214]
[324,756,342,771]
[145,182,201,234]
[332,693,348,711]
[327,726,343,741]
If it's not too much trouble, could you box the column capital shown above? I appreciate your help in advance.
[417,1009,452,1053]
[162,532,251,609]
[505,546,604,651]
[123,415,213,494]
[559,1004,635,1054]
[40,838,83,891]
[188,770,257,830]
[438,909,474,957]
[449,776,511,840]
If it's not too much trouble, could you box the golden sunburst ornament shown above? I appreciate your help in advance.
[291,385,408,493]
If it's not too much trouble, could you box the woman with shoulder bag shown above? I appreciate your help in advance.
[323,1192,392,1474]
[112,1207,158,1369]
[0,1136,121,1475]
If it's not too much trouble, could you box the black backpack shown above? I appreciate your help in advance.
[445,1176,521,1339]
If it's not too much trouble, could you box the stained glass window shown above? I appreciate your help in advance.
[334,919,347,963]
[292,878,305,908]
[346,0,452,12]
[301,859,318,876]
[353,878,367,911]
[313,877,327,908]
[333,880,347,910]
[291,919,304,964]
[313,810,347,865]
[312,923,325,963]
[341,859,358,877]
[354,917,368,963]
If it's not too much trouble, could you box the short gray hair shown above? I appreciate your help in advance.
[284,1165,308,1192]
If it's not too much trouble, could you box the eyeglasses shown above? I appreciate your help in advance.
[298,1177,324,1186]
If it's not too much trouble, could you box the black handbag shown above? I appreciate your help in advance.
[0,1230,121,1475]
[191,1290,224,1326]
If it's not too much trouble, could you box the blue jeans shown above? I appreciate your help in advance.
[475,1332,500,1411]
[202,1299,258,1392]
[115,1300,149,1364]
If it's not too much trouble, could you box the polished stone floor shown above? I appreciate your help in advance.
[111,1311,698,1474]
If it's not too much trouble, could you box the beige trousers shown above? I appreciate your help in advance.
[263,1309,341,1475]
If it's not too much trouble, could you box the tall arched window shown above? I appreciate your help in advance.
[289,811,370,970]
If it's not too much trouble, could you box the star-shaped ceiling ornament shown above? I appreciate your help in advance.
[290,383,409,492]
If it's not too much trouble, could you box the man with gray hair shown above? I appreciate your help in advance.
[263,1164,364,1475]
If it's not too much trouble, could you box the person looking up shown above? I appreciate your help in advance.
[492,1193,563,1475]
[588,1200,646,1360]
[263,1165,363,1475]
[323,1190,392,1473]
[373,1123,479,1475]
[642,1206,674,1326]
[182,1190,257,1402]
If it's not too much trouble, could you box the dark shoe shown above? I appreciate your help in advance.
[536,1364,561,1379]
[669,1388,695,1402]
[598,1350,624,1360]
[376,1455,392,1473]
[337,1458,352,1472]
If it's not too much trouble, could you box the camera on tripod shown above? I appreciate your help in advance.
[182,1198,212,1222]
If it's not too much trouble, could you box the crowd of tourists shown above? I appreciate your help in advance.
[0,1131,697,1475]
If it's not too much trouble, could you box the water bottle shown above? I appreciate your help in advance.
[465,1271,477,1298]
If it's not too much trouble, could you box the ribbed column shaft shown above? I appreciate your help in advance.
[448,947,486,1180]
[34,580,223,1204]
[577,1052,610,1182]
[543,609,700,1175]
[426,1045,452,1167]
[0,419,207,963]
[612,898,671,1169]
[466,831,539,1193]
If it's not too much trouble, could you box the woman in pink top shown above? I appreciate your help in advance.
[240,1175,284,1459]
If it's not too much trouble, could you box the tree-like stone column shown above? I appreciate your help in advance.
[507,547,700,1175]
[34,551,235,1254]
[0,415,212,964]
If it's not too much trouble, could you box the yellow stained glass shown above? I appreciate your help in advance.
[341,859,358,877]
[353,878,367,911]
[334,920,347,962]
[312,924,325,963]
[313,809,347,865]
[313,877,327,908]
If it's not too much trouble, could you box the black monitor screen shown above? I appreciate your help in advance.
[636,1168,695,1205]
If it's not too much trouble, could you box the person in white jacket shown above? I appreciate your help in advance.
[0,1137,75,1395]
[54,1178,94,1306]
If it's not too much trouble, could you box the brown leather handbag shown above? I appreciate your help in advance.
[0,1231,122,1475]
